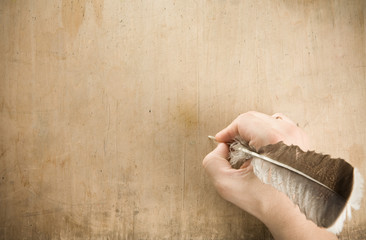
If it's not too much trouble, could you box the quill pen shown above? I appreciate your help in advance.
[208,136,364,234]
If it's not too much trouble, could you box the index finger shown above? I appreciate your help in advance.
[214,112,260,143]
[214,119,243,143]
[215,111,275,143]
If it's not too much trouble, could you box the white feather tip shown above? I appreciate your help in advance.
[327,168,364,234]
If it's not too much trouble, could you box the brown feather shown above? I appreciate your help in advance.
[228,138,363,233]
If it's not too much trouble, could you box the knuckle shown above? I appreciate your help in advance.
[273,112,284,118]
[245,111,257,116]
[238,111,255,120]
[237,113,246,120]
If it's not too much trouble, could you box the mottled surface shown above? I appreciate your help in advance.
[0,0,365,239]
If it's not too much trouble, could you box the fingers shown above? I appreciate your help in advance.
[214,111,309,152]
[215,120,240,143]
[215,111,262,143]
[202,143,231,176]
[271,113,311,150]
[215,111,298,145]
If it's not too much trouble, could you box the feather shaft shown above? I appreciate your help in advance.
[236,146,335,193]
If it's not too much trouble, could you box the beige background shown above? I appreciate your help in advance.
[1,0,365,239]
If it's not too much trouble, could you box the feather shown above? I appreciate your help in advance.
[227,137,364,234]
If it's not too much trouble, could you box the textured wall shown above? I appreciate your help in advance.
[0,0,365,239]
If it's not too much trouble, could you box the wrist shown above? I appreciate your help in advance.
[254,188,296,225]
[236,181,283,219]
[250,187,338,240]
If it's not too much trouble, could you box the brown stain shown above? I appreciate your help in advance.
[59,156,71,168]
[348,144,365,167]
[0,149,7,159]
[20,173,30,187]
[62,0,87,37]
[175,103,199,133]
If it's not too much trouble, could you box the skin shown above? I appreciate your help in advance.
[203,111,338,240]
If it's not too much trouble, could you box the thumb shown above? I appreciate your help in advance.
[203,143,231,176]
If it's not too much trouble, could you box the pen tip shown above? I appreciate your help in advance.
[208,135,216,140]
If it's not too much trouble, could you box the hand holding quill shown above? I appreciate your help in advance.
[204,111,363,239]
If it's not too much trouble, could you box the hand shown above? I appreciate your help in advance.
[203,111,337,240]
[203,111,309,213]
